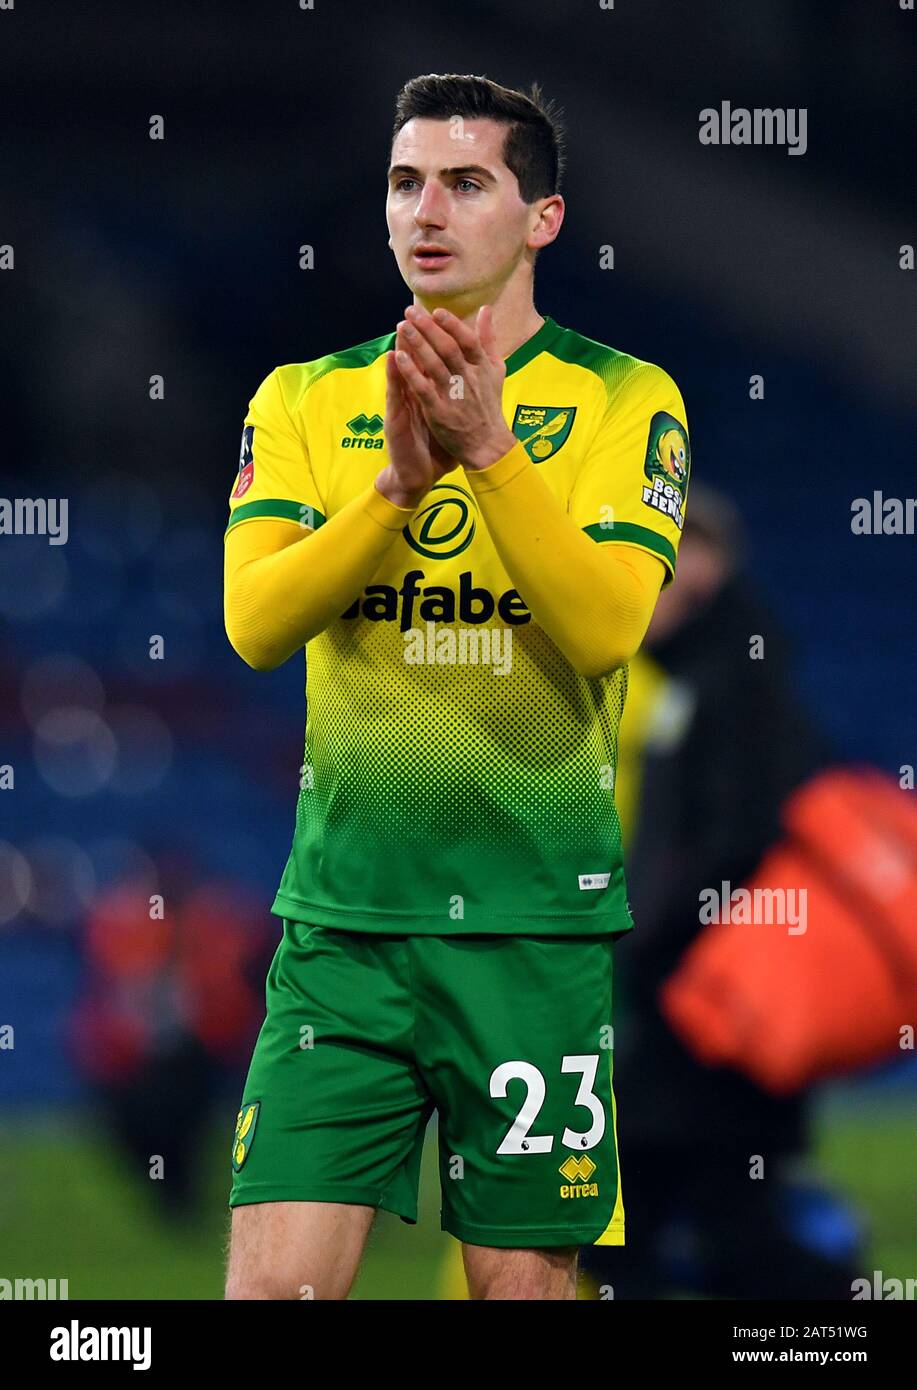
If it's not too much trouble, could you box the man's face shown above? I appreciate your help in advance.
[386,116,551,307]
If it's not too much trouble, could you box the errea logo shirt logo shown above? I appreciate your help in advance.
[342,413,385,448]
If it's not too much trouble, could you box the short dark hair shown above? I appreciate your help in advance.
[392,73,565,203]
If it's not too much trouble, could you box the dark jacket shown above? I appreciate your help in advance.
[614,572,834,1155]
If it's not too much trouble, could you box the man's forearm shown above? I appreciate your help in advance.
[224,480,420,670]
[464,440,663,678]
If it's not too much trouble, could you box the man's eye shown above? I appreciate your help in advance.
[456,179,480,192]
[395,178,416,191]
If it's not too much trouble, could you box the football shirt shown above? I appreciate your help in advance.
[226,315,690,935]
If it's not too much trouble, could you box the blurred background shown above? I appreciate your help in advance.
[1,0,915,1299]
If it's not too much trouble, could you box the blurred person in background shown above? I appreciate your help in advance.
[580,484,866,1298]
[70,854,273,1222]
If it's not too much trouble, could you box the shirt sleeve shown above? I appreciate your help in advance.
[225,367,327,535]
[568,362,691,587]
[463,441,666,678]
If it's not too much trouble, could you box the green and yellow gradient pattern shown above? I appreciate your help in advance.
[227,318,689,935]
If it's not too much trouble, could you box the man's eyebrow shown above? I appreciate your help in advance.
[387,163,497,184]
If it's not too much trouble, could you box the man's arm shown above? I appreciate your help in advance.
[224,482,418,671]
[224,349,455,672]
[463,439,665,677]
[391,305,687,678]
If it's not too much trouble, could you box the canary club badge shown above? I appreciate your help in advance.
[232,425,255,498]
[511,404,577,463]
[232,1100,260,1171]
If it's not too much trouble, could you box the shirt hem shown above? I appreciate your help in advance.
[270,892,635,938]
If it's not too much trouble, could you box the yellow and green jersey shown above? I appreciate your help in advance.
[226,314,690,936]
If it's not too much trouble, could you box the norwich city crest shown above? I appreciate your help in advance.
[232,1101,260,1172]
[511,404,577,463]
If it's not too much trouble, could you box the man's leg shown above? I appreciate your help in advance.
[225,923,430,1300]
[462,1244,579,1301]
[416,936,621,1282]
[225,1200,375,1300]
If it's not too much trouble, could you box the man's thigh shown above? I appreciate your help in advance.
[226,920,433,1294]
[414,933,623,1254]
[226,1200,375,1300]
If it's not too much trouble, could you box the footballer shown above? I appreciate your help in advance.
[223,72,691,1301]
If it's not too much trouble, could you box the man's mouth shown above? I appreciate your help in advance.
[412,247,454,269]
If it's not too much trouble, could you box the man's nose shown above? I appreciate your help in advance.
[413,180,447,226]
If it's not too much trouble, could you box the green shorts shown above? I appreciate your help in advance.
[228,921,624,1248]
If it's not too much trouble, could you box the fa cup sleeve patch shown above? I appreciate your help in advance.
[232,425,255,499]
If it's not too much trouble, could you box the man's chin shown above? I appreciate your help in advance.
[409,268,459,291]
[406,275,467,306]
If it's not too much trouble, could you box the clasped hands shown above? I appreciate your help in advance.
[382,305,518,507]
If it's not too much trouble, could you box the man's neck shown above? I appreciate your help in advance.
[413,296,545,362]
[493,309,546,362]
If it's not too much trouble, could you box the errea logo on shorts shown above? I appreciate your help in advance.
[578,872,611,891]
[559,1154,599,1200]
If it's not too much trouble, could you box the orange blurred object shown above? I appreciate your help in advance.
[84,883,173,976]
[659,768,917,1094]
[72,876,270,1080]
[177,885,265,1058]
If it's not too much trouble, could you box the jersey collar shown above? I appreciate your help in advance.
[504,314,563,378]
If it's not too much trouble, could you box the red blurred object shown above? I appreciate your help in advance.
[70,996,151,1083]
[659,767,917,1094]
[177,885,265,1060]
[84,883,173,976]
[71,876,270,1082]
